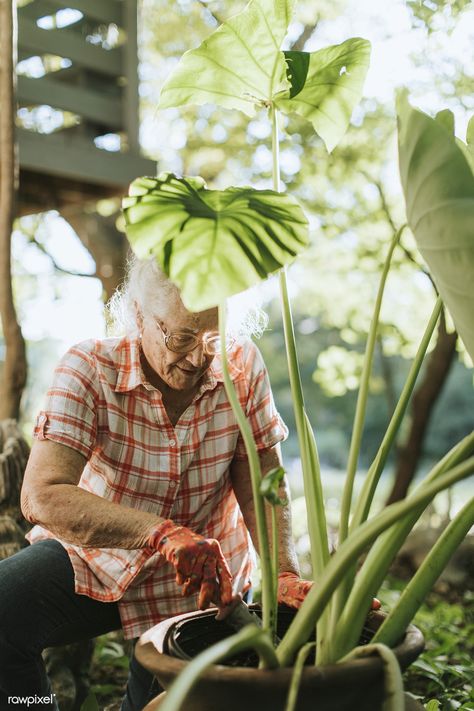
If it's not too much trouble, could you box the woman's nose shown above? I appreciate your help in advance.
[186,343,205,366]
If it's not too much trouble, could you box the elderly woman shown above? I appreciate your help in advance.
[0,259,309,711]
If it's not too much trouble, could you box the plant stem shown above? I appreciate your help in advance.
[218,303,274,641]
[350,296,443,531]
[284,642,316,711]
[276,456,474,666]
[339,226,404,544]
[331,227,404,639]
[271,503,279,643]
[322,296,445,662]
[372,495,474,648]
[331,431,474,659]
[271,103,281,194]
[270,103,330,656]
[339,644,404,711]
[157,625,279,711]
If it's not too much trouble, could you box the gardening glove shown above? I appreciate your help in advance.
[277,572,381,610]
[148,519,234,610]
[277,572,312,608]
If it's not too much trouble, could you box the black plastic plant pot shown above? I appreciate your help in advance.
[136,606,425,711]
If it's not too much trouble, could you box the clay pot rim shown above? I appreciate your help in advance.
[136,606,425,684]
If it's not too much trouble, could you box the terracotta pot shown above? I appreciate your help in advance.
[136,607,424,711]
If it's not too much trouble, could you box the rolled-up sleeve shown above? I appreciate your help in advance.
[34,341,99,460]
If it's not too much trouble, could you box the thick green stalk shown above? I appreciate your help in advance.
[157,625,279,711]
[284,642,316,711]
[276,457,474,666]
[331,431,474,659]
[218,304,274,638]
[278,269,329,575]
[339,227,404,544]
[326,296,444,655]
[271,504,279,643]
[339,644,404,711]
[350,296,443,531]
[372,496,474,648]
[332,227,403,633]
[270,104,330,650]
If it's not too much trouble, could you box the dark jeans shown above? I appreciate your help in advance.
[0,540,162,711]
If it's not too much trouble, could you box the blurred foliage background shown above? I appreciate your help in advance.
[7,0,473,509]
[3,0,473,708]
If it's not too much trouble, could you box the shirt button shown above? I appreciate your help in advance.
[169,480,177,488]
[169,438,177,447]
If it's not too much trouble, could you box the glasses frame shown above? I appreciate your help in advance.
[155,320,235,356]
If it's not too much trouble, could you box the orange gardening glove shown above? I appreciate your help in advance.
[277,572,381,610]
[148,519,234,610]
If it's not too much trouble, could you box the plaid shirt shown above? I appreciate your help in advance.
[27,336,287,639]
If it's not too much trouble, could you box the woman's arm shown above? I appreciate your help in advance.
[230,443,300,576]
[21,439,165,549]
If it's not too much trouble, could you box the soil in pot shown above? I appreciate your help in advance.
[165,605,381,667]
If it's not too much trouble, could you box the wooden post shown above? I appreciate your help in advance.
[123,0,140,152]
[0,0,27,420]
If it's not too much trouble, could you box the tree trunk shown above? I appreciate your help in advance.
[386,312,458,504]
[0,0,27,420]
[0,418,30,558]
[62,209,128,301]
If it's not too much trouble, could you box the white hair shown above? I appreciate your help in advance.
[106,256,268,339]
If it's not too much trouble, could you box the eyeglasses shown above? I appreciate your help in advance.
[156,321,235,356]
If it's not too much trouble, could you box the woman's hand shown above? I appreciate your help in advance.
[277,572,381,610]
[148,520,234,610]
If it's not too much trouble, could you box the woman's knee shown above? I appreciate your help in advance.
[0,541,72,656]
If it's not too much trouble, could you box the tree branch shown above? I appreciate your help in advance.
[195,0,225,27]
[27,236,97,279]
[289,21,318,51]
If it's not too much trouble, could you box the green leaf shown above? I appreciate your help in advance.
[467,115,474,146]
[435,108,455,134]
[275,38,371,152]
[80,694,99,711]
[260,466,288,505]
[123,173,308,311]
[397,95,474,362]
[460,114,474,173]
[425,700,441,711]
[159,0,294,115]
[90,684,121,695]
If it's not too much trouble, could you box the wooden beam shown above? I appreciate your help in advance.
[18,127,156,187]
[19,168,121,214]
[17,0,65,22]
[18,17,122,76]
[41,0,123,26]
[122,0,139,150]
[17,75,123,128]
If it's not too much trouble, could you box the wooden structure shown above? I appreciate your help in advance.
[16,0,155,214]
[0,419,30,560]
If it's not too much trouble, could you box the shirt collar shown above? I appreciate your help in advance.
[114,337,146,392]
[114,337,243,394]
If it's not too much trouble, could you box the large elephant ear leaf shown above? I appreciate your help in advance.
[158,0,294,116]
[123,173,308,311]
[460,115,474,173]
[397,95,474,362]
[275,38,371,152]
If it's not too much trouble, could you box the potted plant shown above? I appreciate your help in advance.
[121,1,474,709]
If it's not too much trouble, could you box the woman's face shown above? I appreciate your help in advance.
[138,295,219,393]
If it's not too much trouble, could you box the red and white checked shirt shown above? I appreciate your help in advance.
[27,336,287,639]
